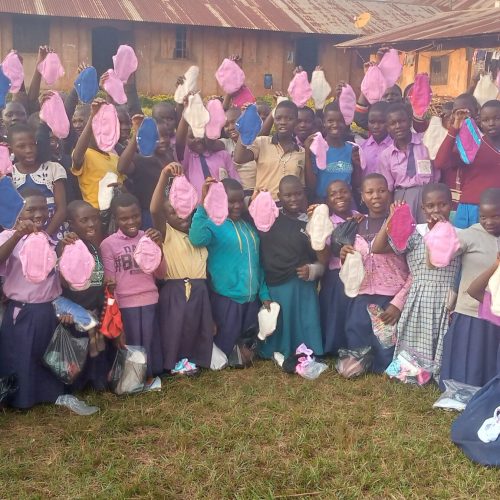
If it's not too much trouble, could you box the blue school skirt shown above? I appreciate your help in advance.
[210,292,259,356]
[454,203,479,229]
[120,304,163,377]
[439,313,500,390]
[259,277,323,359]
[344,294,395,373]
[159,279,214,370]
[319,268,352,355]
[0,301,64,409]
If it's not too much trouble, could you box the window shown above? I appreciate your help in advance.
[13,15,50,53]
[174,26,188,59]
[430,55,450,86]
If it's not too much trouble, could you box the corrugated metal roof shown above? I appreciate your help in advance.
[0,0,442,35]
[336,8,500,47]
[414,0,495,9]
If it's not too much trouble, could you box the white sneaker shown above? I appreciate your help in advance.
[143,376,161,392]
[477,406,500,443]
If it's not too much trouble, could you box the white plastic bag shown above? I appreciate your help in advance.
[433,379,480,411]
[210,343,228,370]
[109,345,147,395]
[473,73,499,106]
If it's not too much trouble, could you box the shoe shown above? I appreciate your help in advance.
[143,376,161,392]
[478,406,500,443]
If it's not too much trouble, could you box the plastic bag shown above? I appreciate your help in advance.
[210,343,228,370]
[330,219,358,255]
[0,374,18,403]
[55,394,99,415]
[335,347,373,378]
[43,324,89,384]
[433,379,481,411]
[385,348,434,385]
[53,296,98,332]
[109,345,147,395]
[296,359,328,380]
[367,304,396,349]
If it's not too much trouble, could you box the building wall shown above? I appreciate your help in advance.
[0,14,361,99]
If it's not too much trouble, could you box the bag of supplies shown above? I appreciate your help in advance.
[109,345,147,395]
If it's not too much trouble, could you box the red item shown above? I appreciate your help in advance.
[99,288,123,339]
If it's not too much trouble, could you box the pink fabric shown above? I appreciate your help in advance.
[39,92,70,139]
[378,49,402,88]
[361,65,387,104]
[204,181,228,226]
[457,118,482,164]
[410,74,432,117]
[169,175,198,218]
[37,52,65,86]
[19,233,57,284]
[0,144,13,175]
[92,103,120,152]
[232,85,256,107]
[423,221,460,268]
[249,191,279,232]
[133,235,162,274]
[215,59,245,95]
[59,239,95,290]
[112,45,138,83]
[339,84,356,125]
[360,135,393,175]
[387,204,416,252]
[205,99,226,140]
[103,69,127,105]
[479,292,500,327]
[287,71,312,108]
[310,132,329,170]
[2,51,24,93]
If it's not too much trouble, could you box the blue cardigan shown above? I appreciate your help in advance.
[189,206,270,304]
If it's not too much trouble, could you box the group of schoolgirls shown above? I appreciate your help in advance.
[0,44,498,411]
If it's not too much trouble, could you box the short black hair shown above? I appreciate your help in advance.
[67,200,96,221]
[221,178,243,192]
[453,93,479,115]
[327,179,351,191]
[422,183,452,203]
[110,192,140,215]
[323,101,341,114]
[368,101,390,117]
[279,174,302,191]
[276,100,298,118]
[298,106,315,119]
[386,102,412,120]
[481,99,500,111]
[7,122,34,144]
[18,187,45,199]
[361,173,388,189]
[480,188,500,207]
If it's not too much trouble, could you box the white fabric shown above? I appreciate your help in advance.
[311,70,331,110]
[183,93,209,138]
[423,116,448,160]
[478,406,500,443]
[306,204,333,251]
[488,264,500,316]
[98,172,118,211]
[257,302,280,340]
[339,251,365,298]
[210,344,228,370]
[174,66,200,104]
[473,74,499,106]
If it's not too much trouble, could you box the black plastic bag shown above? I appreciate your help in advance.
[0,374,18,403]
[43,323,89,384]
[330,219,359,256]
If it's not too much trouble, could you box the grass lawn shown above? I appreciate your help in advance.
[0,360,498,499]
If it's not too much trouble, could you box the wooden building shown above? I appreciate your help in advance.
[0,0,442,97]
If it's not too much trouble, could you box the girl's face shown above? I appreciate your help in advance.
[361,178,390,215]
[480,106,500,141]
[224,109,241,142]
[2,102,27,128]
[118,112,131,144]
[278,181,305,215]
[20,195,49,230]
[227,188,245,221]
[153,106,177,136]
[387,110,411,142]
[295,110,315,142]
[382,86,402,103]
[10,131,37,167]
[165,201,191,234]
[72,108,90,137]
[479,203,500,237]
[422,191,452,223]
[115,204,142,238]
[187,128,206,155]
[368,110,387,142]
[326,181,352,217]
[155,123,174,157]
[70,205,101,241]
[323,110,346,139]
[274,107,297,136]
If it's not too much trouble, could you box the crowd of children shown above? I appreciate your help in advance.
[0,44,499,410]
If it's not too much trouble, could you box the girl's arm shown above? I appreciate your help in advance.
[0,221,35,264]
[304,145,317,197]
[45,179,66,236]
[27,46,50,114]
[175,116,189,162]
[467,258,500,303]
[234,137,255,164]
[351,146,362,193]
[118,114,143,176]
[188,178,217,247]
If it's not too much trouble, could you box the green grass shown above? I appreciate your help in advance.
[0,361,498,499]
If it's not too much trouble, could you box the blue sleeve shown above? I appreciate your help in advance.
[188,206,214,247]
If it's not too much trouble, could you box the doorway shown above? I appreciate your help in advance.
[92,27,133,77]
[295,37,319,78]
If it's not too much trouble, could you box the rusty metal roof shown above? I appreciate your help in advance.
[336,8,500,47]
[414,0,496,9]
[0,0,442,35]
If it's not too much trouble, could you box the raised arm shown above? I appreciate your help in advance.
[117,114,143,176]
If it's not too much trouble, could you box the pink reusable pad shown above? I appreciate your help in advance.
[59,239,95,290]
[2,51,24,93]
[215,59,245,95]
[103,69,127,105]
[205,99,226,140]
[287,71,312,108]
[232,85,256,108]
[424,221,460,268]
[0,144,13,175]
[310,132,329,170]
[92,103,120,152]
[339,84,356,125]
[489,264,500,317]
[19,233,57,284]
[456,117,482,165]
[378,49,402,88]
[112,45,138,83]
[479,292,500,327]
[410,74,432,117]
[169,175,198,219]
[37,52,65,86]
[361,65,388,104]
[39,91,70,139]
[133,235,162,274]
[387,204,415,252]
[204,182,228,226]
[249,191,279,232]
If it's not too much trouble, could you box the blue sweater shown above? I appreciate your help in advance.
[189,206,270,304]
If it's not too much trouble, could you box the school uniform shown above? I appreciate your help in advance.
[189,207,269,356]
[440,224,500,389]
[100,230,165,377]
[258,212,323,358]
[0,230,64,409]
[220,138,257,194]
[159,225,213,370]
[360,135,393,176]
[379,133,439,224]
